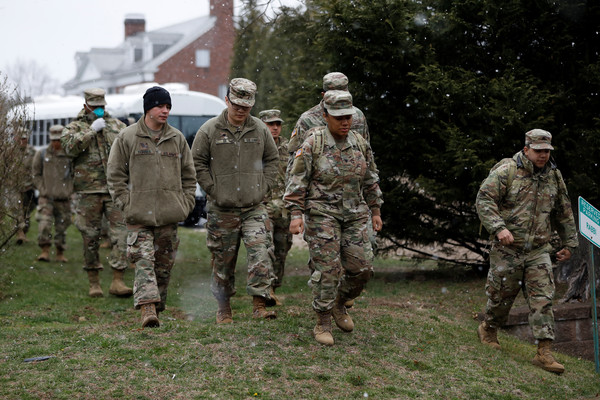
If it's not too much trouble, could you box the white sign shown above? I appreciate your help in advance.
[579,196,600,249]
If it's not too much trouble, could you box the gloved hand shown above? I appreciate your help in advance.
[90,118,106,132]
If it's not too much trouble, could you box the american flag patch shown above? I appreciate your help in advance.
[291,129,297,138]
[294,148,303,158]
[140,142,149,150]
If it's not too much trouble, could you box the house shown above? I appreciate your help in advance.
[63,0,234,98]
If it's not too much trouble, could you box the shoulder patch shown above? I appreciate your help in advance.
[294,148,303,158]
[291,128,297,138]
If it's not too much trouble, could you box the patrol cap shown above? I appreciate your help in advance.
[323,90,355,116]
[228,78,256,107]
[84,88,107,106]
[323,72,349,91]
[49,124,64,140]
[259,109,283,123]
[525,129,554,150]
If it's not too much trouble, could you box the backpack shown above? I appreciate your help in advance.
[311,129,368,164]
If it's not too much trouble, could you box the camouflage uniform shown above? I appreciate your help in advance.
[284,126,383,312]
[17,143,37,233]
[32,137,73,250]
[476,149,578,340]
[107,111,196,311]
[61,104,128,272]
[259,109,293,289]
[192,81,279,301]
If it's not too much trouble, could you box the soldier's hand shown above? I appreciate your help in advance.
[372,215,383,232]
[289,218,304,234]
[496,228,514,246]
[90,118,106,132]
[556,248,572,262]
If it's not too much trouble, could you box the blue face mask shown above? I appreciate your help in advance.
[93,107,105,118]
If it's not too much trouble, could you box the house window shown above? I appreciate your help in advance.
[195,49,210,68]
[134,48,143,62]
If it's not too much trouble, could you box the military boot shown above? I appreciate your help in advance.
[252,296,277,319]
[141,303,160,328]
[109,269,133,297]
[16,229,27,245]
[87,270,104,298]
[314,310,334,346]
[36,245,51,262]
[532,339,565,374]
[344,299,355,308]
[266,287,282,307]
[477,321,501,349]
[55,248,68,263]
[216,298,233,324]
[332,296,354,332]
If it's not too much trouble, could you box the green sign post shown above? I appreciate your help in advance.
[579,196,600,373]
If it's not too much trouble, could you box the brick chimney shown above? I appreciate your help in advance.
[124,14,146,39]
[210,0,233,29]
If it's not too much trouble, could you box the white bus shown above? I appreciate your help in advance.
[23,83,226,149]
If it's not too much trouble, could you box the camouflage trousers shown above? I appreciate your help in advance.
[17,189,36,233]
[36,197,72,249]
[266,200,292,288]
[74,193,127,271]
[484,243,556,340]
[305,212,374,312]
[127,224,179,312]
[206,203,275,300]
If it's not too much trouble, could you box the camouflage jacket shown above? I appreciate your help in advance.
[476,151,578,252]
[32,145,73,200]
[284,127,382,221]
[287,101,370,158]
[268,136,289,203]
[191,109,279,209]
[21,145,36,191]
[61,109,126,194]
[107,117,196,227]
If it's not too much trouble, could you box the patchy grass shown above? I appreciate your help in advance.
[0,217,599,399]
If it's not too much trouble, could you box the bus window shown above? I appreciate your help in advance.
[180,115,211,147]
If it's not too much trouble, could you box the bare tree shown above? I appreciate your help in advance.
[3,58,61,99]
[0,72,32,251]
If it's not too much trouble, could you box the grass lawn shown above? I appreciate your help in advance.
[1,217,599,399]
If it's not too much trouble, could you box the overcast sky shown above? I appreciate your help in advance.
[0,0,300,92]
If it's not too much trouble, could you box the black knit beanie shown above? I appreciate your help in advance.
[143,86,171,113]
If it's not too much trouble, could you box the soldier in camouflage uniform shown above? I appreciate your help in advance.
[108,86,196,328]
[15,128,37,244]
[284,91,383,346]
[32,125,73,262]
[476,129,578,374]
[61,88,132,298]
[259,109,292,306]
[192,78,279,324]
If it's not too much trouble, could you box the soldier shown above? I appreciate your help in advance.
[287,72,370,162]
[108,86,196,328]
[284,90,383,346]
[259,109,292,305]
[32,124,73,262]
[15,128,37,244]
[476,129,578,374]
[61,88,132,298]
[192,78,279,324]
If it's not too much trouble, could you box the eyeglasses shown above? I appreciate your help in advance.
[227,97,251,112]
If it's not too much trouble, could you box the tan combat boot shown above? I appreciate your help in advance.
[532,339,565,374]
[36,245,51,262]
[109,269,133,297]
[314,310,334,346]
[216,298,233,324]
[55,248,68,263]
[252,296,277,319]
[16,229,27,245]
[141,303,160,328]
[344,299,355,309]
[332,296,354,332]
[87,270,104,298]
[266,287,282,307]
[477,321,501,349]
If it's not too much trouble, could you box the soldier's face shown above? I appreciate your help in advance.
[324,113,353,139]
[147,104,171,125]
[51,139,62,151]
[523,146,550,168]
[266,121,281,138]
[226,97,251,126]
